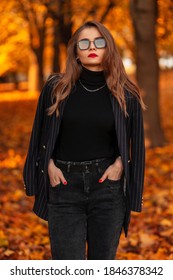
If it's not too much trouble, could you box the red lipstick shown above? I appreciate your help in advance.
[88,53,98,58]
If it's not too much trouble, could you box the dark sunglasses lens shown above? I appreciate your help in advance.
[95,38,106,48]
[78,39,89,50]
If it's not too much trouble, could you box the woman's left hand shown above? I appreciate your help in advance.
[99,156,123,183]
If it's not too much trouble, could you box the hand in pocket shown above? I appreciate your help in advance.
[99,157,123,183]
[48,159,67,187]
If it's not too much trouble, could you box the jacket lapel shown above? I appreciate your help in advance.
[109,93,129,180]
[46,97,69,157]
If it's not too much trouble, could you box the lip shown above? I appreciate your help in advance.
[88,53,98,58]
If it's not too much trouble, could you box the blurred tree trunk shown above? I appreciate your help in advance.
[28,52,39,92]
[53,0,72,72]
[47,0,72,73]
[18,0,48,91]
[130,0,165,147]
[53,18,61,73]
[34,22,46,90]
[59,0,72,46]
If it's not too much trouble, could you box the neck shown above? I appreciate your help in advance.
[80,66,105,86]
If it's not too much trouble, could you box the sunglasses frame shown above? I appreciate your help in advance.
[77,37,106,50]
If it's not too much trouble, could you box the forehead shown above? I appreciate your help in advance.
[78,27,102,40]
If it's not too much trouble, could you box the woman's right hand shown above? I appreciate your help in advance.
[48,159,67,187]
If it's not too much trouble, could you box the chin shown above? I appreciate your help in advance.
[82,62,102,69]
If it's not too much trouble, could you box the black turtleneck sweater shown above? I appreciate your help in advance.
[52,67,119,161]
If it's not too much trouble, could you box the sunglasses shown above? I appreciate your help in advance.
[77,37,106,50]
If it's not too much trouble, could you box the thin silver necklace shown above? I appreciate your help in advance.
[79,79,106,92]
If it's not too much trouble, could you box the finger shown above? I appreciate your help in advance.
[51,177,61,187]
[98,172,108,183]
[57,168,68,185]
[59,173,68,185]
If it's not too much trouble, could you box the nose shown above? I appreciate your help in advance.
[89,41,96,50]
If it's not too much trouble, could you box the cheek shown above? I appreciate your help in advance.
[78,52,87,62]
[77,48,84,57]
[99,49,106,59]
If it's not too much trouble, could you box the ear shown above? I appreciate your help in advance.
[76,57,81,63]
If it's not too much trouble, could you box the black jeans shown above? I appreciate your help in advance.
[48,157,126,260]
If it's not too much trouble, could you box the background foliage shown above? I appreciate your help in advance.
[0,0,173,260]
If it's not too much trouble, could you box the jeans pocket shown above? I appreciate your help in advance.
[49,182,61,189]
[49,170,69,189]
[98,165,121,184]
[106,177,121,183]
[104,178,122,191]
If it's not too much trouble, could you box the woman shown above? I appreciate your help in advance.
[23,21,145,260]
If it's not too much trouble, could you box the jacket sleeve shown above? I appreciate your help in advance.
[130,96,145,212]
[23,82,49,196]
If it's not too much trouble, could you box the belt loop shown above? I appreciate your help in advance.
[67,162,71,173]
[95,161,100,173]
[85,164,89,173]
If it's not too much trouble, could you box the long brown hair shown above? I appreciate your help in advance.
[47,20,145,117]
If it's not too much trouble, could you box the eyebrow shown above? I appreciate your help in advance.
[79,36,103,41]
